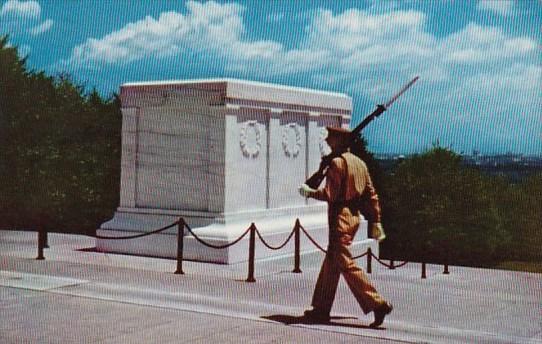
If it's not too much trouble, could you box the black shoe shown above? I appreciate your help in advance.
[303,309,330,323]
[370,302,393,328]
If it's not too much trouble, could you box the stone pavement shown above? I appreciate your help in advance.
[1,230,541,344]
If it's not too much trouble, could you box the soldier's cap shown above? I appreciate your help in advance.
[326,126,352,141]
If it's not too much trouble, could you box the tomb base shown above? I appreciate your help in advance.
[97,205,378,264]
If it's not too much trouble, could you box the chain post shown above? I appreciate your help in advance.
[246,223,256,283]
[36,225,45,260]
[366,248,372,274]
[292,219,302,273]
[174,218,185,275]
[44,227,49,248]
[421,262,427,279]
[389,259,395,270]
[443,263,450,275]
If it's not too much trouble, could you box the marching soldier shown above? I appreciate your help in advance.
[299,126,392,328]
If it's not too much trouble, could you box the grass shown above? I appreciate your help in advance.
[493,261,542,274]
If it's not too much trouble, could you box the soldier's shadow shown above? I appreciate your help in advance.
[261,314,383,330]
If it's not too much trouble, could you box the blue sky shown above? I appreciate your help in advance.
[1,0,540,155]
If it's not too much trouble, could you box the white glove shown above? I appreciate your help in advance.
[299,184,316,198]
[370,223,386,242]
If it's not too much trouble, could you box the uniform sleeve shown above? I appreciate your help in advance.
[312,158,344,203]
[360,175,382,223]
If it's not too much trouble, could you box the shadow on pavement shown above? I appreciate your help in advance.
[261,314,384,330]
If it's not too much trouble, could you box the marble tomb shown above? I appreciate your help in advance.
[97,79,378,263]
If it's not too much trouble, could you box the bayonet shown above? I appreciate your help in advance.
[305,76,419,189]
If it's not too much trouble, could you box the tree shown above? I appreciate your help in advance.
[381,147,509,266]
[495,173,542,262]
[0,35,121,233]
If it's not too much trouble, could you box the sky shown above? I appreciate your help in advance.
[1,0,540,155]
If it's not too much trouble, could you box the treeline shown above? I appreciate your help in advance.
[0,36,121,234]
[380,147,542,267]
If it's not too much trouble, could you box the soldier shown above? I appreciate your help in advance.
[299,126,392,328]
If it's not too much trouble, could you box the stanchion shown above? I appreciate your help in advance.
[443,263,449,275]
[44,228,49,249]
[36,226,45,260]
[421,262,427,279]
[174,218,185,275]
[367,248,372,274]
[292,219,302,273]
[246,223,256,283]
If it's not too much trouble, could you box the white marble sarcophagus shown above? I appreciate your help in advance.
[97,79,378,263]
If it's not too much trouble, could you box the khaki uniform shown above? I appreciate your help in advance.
[311,152,387,314]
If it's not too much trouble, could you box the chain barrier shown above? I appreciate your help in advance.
[35,214,448,280]
[352,250,370,260]
[369,251,408,269]
[93,221,180,240]
[184,222,252,249]
[393,261,409,268]
[296,222,427,276]
[298,223,327,253]
[255,227,295,250]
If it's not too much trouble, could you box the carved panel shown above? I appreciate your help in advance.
[239,120,262,158]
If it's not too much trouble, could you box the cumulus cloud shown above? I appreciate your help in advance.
[0,0,40,19]
[300,9,537,98]
[0,0,53,36]
[63,1,540,152]
[441,23,537,64]
[29,18,53,35]
[66,1,245,66]
[66,2,538,101]
[477,0,515,16]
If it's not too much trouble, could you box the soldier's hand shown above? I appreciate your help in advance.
[340,234,353,246]
[370,223,386,242]
[298,184,316,198]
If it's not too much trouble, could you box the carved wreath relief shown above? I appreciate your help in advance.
[239,120,261,158]
[282,123,302,158]
[319,127,331,156]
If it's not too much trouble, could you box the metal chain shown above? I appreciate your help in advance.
[93,221,179,240]
[394,261,409,268]
[370,251,408,269]
[298,224,327,253]
[255,227,295,250]
[184,223,251,249]
[352,251,369,260]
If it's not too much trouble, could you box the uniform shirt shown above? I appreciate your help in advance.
[313,152,381,224]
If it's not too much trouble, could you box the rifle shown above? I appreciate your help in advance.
[305,76,419,189]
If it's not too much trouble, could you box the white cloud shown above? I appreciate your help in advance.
[477,0,515,16]
[57,1,541,153]
[66,3,538,96]
[0,0,41,19]
[66,1,245,66]
[29,18,53,35]
[68,3,538,105]
[441,23,537,64]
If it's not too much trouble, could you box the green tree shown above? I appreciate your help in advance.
[0,36,121,234]
[497,173,542,262]
[381,147,509,266]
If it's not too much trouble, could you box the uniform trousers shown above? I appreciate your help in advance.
[311,217,386,314]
